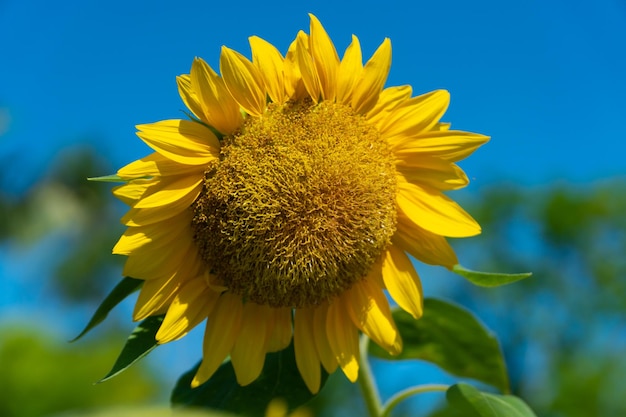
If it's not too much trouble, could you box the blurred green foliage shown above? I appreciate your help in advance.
[1,146,624,416]
[0,327,163,417]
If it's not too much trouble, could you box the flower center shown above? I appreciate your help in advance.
[191,100,397,308]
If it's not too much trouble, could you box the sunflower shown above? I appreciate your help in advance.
[112,14,489,394]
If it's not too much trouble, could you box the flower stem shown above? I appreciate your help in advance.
[381,384,450,417]
[357,335,382,417]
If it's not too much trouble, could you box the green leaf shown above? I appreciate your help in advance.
[369,298,510,393]
[87,174,127,182]
[71,277,143,342]
[452,264,532,287]
[99,315,163,382]
[171,342,326,417]
[447,383,537,417]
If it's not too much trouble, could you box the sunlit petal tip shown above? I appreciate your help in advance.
[382,246,424,319]
[351,37,392,114]
[308,13,339,101]
[249,35,286,104]
[220,46,266,116]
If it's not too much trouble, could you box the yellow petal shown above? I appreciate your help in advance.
[391,130,490,162]
[351,38,391,114]
[265,307,293,352]
[295,31,321,103]
[396,157,469,190]
[132,253,203,320]
[396,180,481,237]
[133,174,202,209]
[136,119,220,166]
[337,35,363,105]
[220,46,266,116]
[122,227,193,281]
[294,307,321,394]
[394,213,459,268]
[366,85,412,126]
[156,278,219,343]
[113,178,157,206]
[119,176,201,226]
[346,279,402,355]
[192,293,243,387]
[312,304,338,374]
[176,74,204,122]
[326,301,359,382]
[379,90,449,139]
[382,245,423,319]
[249,36,286,104]
[190,57,243,135]
[133,275,178,320]
[231,302,270,386]
[309,13,339,101]
[284,32,307,100]
[118,152,206,180]
[120,178,199,226]
[113,210,189,255]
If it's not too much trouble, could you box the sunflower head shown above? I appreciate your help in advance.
[113,13,489,394]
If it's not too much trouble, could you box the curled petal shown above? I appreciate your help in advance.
[351,38,391,114]
[220,46,266,116]
[382,245,423,319]
[309,13,339,101]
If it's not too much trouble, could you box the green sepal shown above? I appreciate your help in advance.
[452,264,532,287]
[87,174,127,183]
[171,342,327,417]
[447,383,537,417]
[99,315,164,382]
[369,298,510,393]
[71,277,143,342]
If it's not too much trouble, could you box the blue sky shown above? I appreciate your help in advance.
[1,0,625,192]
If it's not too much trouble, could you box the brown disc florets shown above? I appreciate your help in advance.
[191,100,397,308]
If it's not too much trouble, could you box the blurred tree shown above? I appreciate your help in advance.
[0,145,125,301]
[0,327,163,417]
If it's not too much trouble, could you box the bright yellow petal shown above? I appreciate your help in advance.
[192,293,243,387]
[295,31,321,103]
[220,46,266,116]
[391,130,490,162]
[337,35,363,105]
[265,307,293,352]
[136,119,220,166]
[394,213,459,268]
[113,210,189,255]
[113,178,157,206]
[379,90,449,139]
[396,157,469,191]
[117,152,205,180]
[176,74,204,122]
[365,85,412,126]
[351,38,391,114]
[308,13,339,101]
[312,304,338,373]
[133,174,202,209]
[382,245,423,319]
[190,58,243,135]
[346,279,402,355]
[122,230,193,281]
[284,32,307,100]
[326,301,359,382]
[249,36,286,104]
[132,253,202,320]
[396,180,481,237]
[156,278,219,343]
[231,302,270,386]
[294,307,321,394]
